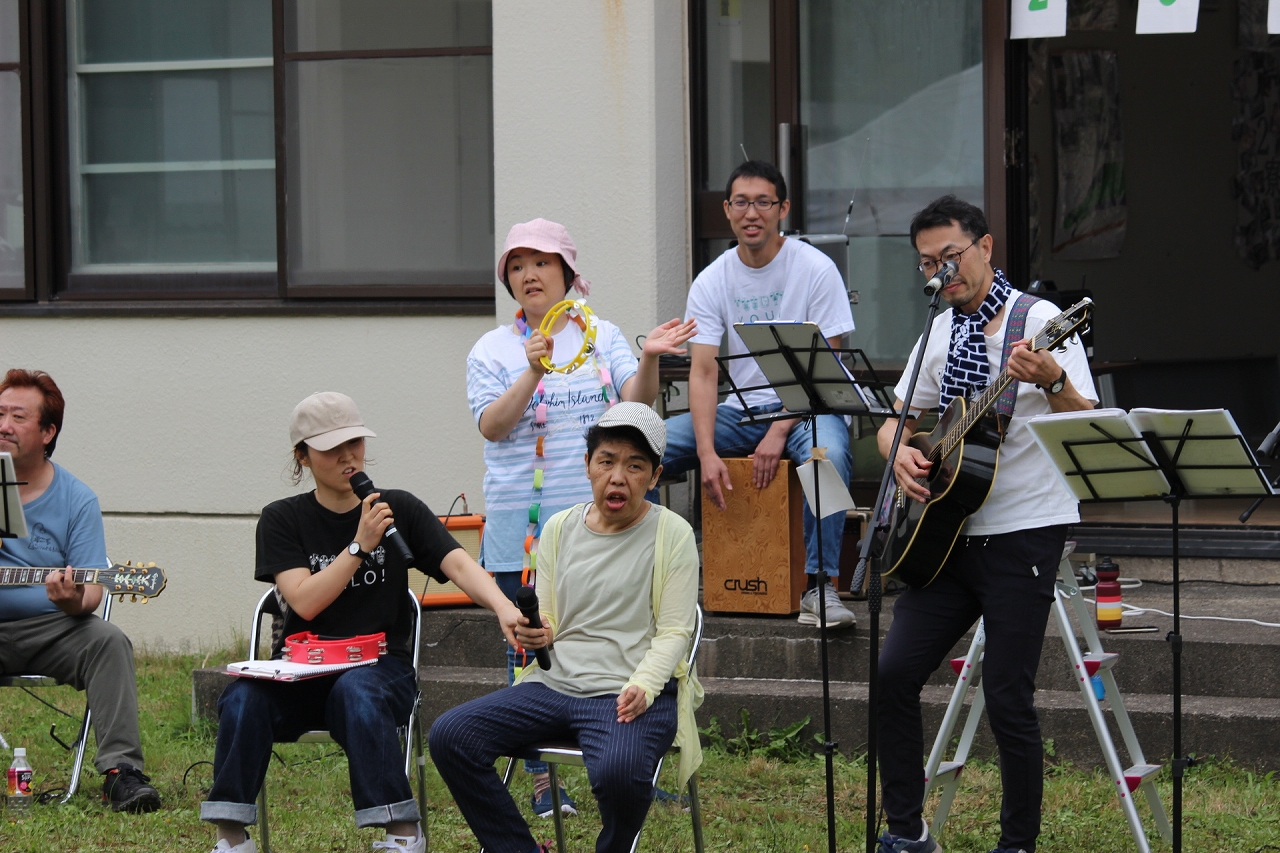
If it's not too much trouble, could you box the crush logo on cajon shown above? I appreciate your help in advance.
[723,577,769,595]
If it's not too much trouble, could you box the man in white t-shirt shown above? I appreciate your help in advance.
[660,160,857,630]
[872,196,1098,853]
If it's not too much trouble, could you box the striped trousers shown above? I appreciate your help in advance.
[429,679,678,853]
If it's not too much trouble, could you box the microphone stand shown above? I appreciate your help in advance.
[852,280,946,853]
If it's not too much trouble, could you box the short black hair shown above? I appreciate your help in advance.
[501,253,574,299]
[584,424,660,472]
[909,195,989,251]
[725,160,787,203]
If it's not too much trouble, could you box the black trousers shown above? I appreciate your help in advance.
[877,524,1066,852]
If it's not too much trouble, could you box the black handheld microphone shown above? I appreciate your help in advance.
[924,260,959,296]
[1259,419,1280,459]
[348,471,415,564]
[515,585,552,670]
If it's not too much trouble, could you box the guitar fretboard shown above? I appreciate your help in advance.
[0,566,100,586]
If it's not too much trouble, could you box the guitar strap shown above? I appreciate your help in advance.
[994,292,1043,418]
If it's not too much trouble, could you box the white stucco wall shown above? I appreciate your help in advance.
[0,316,494,648]
[0,1,691,650]
[491,0,690,331]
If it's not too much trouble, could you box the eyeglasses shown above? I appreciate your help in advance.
[917,240,977,276]
[728,198,782,212]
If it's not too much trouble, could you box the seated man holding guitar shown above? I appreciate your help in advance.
[873,197,1097,853]
[0,368,161,813]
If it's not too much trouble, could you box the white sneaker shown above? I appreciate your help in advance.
[211,836,256,853]
[373,825,426,853]
[798,582,856,629]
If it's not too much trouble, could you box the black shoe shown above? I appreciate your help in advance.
[102,762,161,813]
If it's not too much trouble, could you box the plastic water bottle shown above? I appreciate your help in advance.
[6,747,33,817]
[1095,556,1123,629]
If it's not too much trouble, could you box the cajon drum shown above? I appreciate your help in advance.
[701,458,806,614]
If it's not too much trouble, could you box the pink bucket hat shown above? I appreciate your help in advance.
[496,218,591,297]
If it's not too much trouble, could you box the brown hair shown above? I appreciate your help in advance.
[0,369,66,458]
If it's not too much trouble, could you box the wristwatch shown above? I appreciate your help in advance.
[1045,368,1067,395]
[348,541,370,561]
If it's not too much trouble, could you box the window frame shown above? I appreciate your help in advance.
[0,0,496,313]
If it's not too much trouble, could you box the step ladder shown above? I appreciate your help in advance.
[922,544,1172,852]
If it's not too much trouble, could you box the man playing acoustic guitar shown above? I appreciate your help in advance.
[0,369,160,813]
[873,197,1096,853]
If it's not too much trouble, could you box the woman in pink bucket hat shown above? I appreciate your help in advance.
[464,218,695,815]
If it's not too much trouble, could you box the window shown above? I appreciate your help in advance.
[0,0,22,292]
[6,0,494,308]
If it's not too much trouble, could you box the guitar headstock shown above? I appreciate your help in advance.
[102,561,167,602]
[1030,298,1093,353]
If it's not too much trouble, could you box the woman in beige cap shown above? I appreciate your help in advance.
[201,392,521,853]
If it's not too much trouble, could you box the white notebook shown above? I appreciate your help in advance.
[226,658,378,682]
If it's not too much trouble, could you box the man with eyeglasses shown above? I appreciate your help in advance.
[658,160,857,630]
[871,195,1097,853]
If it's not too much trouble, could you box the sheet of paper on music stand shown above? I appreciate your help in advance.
[796,457,855,519]
[734,321,873,415]
[1027,409,1170,500]
[0,452,28,539]
[1271,0,1280,34]
[1127,408,1272,495]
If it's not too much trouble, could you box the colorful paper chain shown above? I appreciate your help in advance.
[538,299,599,374]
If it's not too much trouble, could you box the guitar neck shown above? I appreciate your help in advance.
[0,566,105,586]
[935,369,1016,461]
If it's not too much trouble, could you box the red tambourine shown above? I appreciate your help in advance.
[282,631,387,664]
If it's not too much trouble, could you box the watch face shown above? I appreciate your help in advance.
[348,542,360,556]
[1050,372,1066,394]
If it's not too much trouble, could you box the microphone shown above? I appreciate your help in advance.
[1259,419,1280,459]
[348,471,415,564]
[515,585,552,670]
[923,260,959,296]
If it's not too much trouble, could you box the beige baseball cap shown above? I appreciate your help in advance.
[289,392,376,451]
[595,402,666,459]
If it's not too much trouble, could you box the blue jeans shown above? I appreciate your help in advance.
[430,680,678,853]
[659,404,852,577]
[493,570,549,775]
[201,655,420,828]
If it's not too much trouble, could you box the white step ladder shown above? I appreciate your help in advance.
[922,545,1172,852]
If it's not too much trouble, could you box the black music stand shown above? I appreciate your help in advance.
[721,321,888,853]
[0,452,28,539]
[1028,408,1273,853]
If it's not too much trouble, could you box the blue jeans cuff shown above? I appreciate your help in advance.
[201,800,258,825]
[354,798,422,828]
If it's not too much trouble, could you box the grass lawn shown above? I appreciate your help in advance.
[1,650,1277,852]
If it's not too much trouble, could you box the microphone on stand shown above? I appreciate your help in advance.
[923,260,959,296]
[515,586,552,670]
[1258,419,1280,459]
[348,471,415,564]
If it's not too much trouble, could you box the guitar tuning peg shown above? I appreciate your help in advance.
[147,562,156,568]
[130,595,138,603]
[116,594,124,602]
[125,560,132,566]
[139,597,148,604]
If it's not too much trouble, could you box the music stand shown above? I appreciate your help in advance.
[0,452,27,539]
[1027,407,1273,853]
[721,321,886,853]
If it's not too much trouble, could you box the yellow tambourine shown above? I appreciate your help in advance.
[539,299,599,374]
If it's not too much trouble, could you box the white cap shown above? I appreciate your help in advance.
[594,402,666,459]
[14,747,25,756]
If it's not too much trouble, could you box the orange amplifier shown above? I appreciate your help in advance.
[410,513,484,607]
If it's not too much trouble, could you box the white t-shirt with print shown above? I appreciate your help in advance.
[467,317,639,570]
[894,293,1099,536]
[684,238,855,410]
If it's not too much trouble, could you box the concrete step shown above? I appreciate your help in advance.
[190,662,1280,771]
[418,580,1280,700]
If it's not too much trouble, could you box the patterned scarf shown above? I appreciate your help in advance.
[938,269,1014,411]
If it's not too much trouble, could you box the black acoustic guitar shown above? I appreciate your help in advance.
[877,298,1093,588]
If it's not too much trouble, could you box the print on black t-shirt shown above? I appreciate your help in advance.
[254,489,457,662]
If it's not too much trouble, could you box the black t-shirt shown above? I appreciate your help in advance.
[255,489,454,662]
